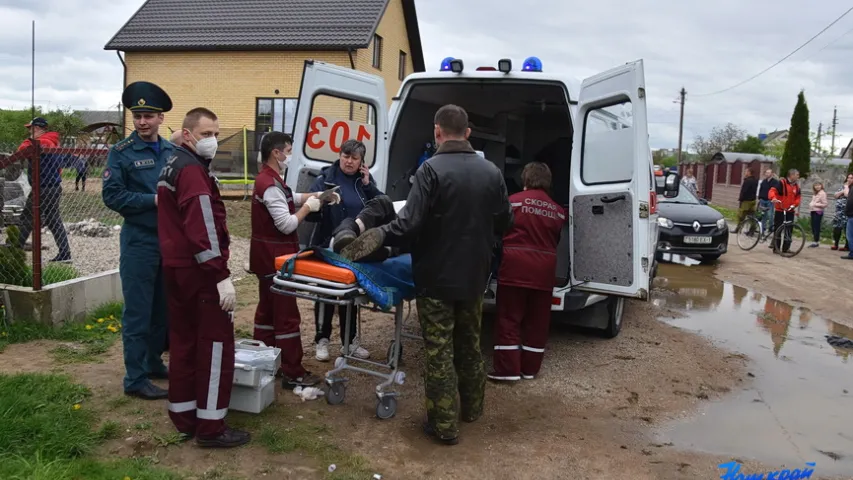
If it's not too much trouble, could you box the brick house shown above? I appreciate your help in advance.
[104,0,425,149]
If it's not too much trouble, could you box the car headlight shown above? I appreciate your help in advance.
[716,218,727,230]
[657,217,673,229]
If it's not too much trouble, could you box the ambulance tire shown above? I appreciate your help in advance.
[601,296,624,339]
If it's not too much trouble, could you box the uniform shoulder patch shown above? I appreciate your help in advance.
[113,137,133,152]
[102,168,111,180]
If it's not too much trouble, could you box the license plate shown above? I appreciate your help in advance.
[684,236,712,244]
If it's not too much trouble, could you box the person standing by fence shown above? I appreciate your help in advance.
[102,82,174,400]
[734,168,758,233]
[10,116,72,263]
[831,174,851,251]
[808,182,828,248]
[757,168,778,238]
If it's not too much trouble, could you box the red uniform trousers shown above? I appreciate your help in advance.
[253,275,306,379]
[492,284,552,379]
[164,266,235,438]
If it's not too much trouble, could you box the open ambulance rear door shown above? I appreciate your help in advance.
[568,60,653,300]
[287,60,389,246]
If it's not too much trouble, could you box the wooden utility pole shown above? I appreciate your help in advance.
[830,106,838,155]
[816,122,822,151]
[676,87,686,164]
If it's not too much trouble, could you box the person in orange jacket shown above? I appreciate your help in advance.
[768,168,801,253]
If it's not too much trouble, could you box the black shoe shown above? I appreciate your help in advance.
[331,218,358,253]
[149,370,168,380]
[196,427,251,448]
[422,419,458,445]
[357,195,396,230]
[282,372,322,390]
[49,256,72,264]
[841,255,853,260]
[125,382,168,400]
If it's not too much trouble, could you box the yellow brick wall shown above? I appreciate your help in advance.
[356,0,415,109]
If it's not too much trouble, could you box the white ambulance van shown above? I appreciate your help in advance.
[286,56,677,339]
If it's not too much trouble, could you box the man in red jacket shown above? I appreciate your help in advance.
[250,131,334,390]
[157,107,249,448]
[768,168,801,254]
[490,162,565,381]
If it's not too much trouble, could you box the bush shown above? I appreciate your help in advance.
[0,226,79,287]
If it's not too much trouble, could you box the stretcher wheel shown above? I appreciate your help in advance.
[376,396,397,419]
[327,382,346,405]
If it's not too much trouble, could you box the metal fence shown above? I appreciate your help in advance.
[0,139,122,289]
[0,127,259,290]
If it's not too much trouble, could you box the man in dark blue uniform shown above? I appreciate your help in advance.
[102,81,174,400]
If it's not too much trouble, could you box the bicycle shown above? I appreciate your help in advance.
[736,204,805,257]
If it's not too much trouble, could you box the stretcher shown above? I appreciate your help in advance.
[270,248,419,419]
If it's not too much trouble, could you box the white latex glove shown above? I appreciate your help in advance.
[216,278,236,312]
[325,192,341,205]
[319,188,341,205]
[305,196,321,212]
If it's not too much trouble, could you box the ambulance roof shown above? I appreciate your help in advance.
[397,70,582,103]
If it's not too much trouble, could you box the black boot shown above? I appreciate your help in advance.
[331,218,358,253]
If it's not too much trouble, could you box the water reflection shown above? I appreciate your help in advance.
[653,263,853,474]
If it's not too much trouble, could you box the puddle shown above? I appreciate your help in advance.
[652,263,853,476]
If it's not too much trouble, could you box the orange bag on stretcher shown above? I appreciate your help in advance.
[274,251,357,285]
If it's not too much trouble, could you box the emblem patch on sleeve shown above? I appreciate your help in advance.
[102,169,111,180]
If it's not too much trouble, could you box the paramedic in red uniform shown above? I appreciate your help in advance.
[489,162,565,381]
[250,131,338,390]
[157,107,249,448]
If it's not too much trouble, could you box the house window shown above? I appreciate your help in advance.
[398,51,407,80]
[372,35,383,69]
[255,97,298,147]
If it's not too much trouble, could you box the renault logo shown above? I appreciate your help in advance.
[693,221,701,232]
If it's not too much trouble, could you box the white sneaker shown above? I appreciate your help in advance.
[341,337,370,359]
[315,338,330,362]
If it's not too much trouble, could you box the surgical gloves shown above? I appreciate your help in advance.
[217,278,237,312]
[305,196,321,212]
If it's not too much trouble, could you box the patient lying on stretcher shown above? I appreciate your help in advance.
[328,195,403,262]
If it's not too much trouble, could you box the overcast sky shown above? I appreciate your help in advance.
[1,0,852,153]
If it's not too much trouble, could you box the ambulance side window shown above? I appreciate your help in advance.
[303,94,379,167]
[581,100,634,185]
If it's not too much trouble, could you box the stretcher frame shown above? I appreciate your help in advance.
[270,271,420,419]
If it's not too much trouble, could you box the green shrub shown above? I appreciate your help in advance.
[0,227,79,287]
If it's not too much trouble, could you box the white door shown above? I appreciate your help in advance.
[286,60,389,246]
[569,60,653,300]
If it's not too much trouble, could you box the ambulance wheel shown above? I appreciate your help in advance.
[327,382,346,405]
[602,297,624,339]
[376,396,397,419]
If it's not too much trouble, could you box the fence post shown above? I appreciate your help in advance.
[242,125,248,199]
[31,140,42,290]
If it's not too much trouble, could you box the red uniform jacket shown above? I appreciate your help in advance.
[157,148,231,283]
[250,165,300,275]
[769,178,801,212]
[498,189,566,291]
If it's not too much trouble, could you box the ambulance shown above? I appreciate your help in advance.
[285,56,679,339]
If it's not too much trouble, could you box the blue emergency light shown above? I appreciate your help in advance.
[440,57,455,71]
[522,56,543,72]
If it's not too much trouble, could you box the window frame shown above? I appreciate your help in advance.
[372,34,383,70]
[580,97,636,186]
[398,50,407,80]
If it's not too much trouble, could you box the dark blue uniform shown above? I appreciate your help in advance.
[102,81,175,397]
[103,132,174,392]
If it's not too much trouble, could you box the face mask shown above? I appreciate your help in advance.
[278,154,291,171]
[193,135,218,159]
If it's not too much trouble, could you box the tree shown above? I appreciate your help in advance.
[0,108,84,148]
[780,90,811,179]
[733,135,765,154]
[847,159,853,175]
[690,123,747,162]
[657,155,678,168]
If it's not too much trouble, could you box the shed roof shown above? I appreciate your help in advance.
[104,0,425,72]
[712,152,772,163]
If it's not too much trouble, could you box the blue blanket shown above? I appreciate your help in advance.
[280,249,415,311]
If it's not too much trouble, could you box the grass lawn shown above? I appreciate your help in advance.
[224,199,252,239]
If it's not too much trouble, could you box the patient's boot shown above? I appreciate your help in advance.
[341,228,387,262]
[331,218,358,253]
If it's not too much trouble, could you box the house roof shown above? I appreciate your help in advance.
[74,110,121,127]
[104,0,425,72]
[762,130,788,142]
[839,138,853,159]
[712,152,772,163]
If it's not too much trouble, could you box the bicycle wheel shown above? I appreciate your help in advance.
[773,222,806,257]
[736,217,761,251]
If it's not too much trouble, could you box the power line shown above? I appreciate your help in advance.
[692,5,853,97]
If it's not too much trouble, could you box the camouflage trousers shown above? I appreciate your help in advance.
[416,295,486,439]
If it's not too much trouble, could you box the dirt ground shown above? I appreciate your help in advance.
[1,234,848,478]
[714,235,853,328]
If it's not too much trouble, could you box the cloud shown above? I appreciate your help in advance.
[1,0,851,154]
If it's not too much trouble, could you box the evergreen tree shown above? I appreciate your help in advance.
[847,159,853,175]
[780,90,811,179]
